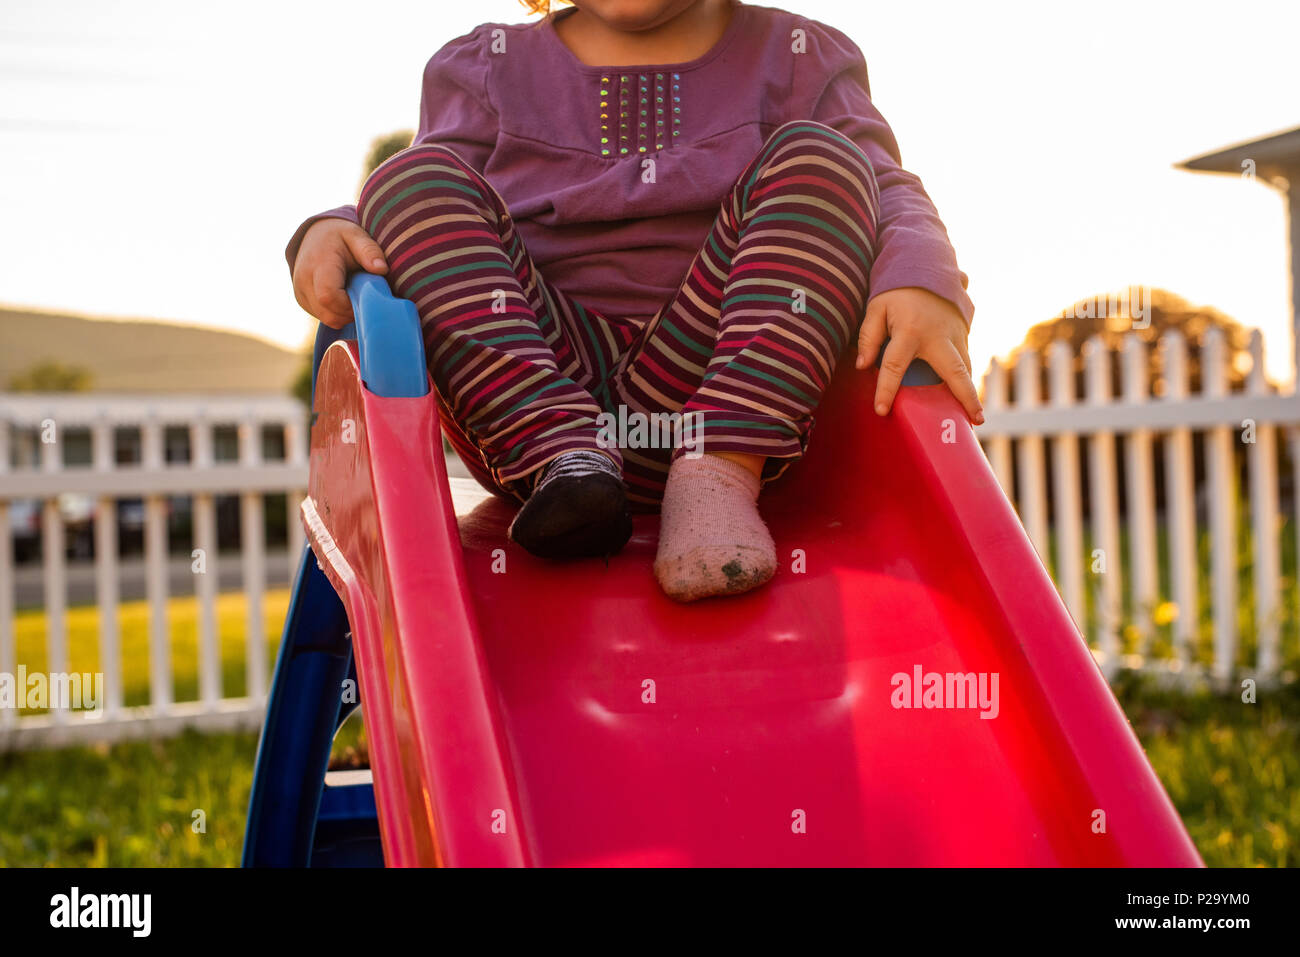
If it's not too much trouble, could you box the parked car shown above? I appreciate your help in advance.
[9,499,40,562]
[9,495,145,562]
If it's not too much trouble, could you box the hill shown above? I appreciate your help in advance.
[0,306,303,394]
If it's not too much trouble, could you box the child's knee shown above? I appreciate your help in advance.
[367,142,478,182]
[760,120,878,197]
[358,142,494,231]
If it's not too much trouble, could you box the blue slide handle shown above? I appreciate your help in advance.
[343,273,429,399]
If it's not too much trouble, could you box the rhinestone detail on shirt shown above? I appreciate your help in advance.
[600,72,680,157]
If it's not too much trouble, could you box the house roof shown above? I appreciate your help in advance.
[1176,125,1300,183]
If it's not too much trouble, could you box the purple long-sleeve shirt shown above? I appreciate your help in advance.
[287,1,974,327]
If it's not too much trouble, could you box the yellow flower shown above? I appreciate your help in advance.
[1153,601,1179,626]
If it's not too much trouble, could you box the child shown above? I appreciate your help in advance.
[288,0,982,602]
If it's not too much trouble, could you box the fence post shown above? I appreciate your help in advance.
[0,418,13,731]
[40,414,68,724]
[1122,334,1159,651]
[1085,336,1122,672]
[1014,350,1049,560]
[1293,427,1300,668]
[191,413,221,709]
[1048,341,1085,632]
[285,416,307,580]
[1161,331,1199,667]
[982,358,1013,495]
[92,414,122,717]
[239,416,267,702]
[142,415,172,712]
[1202,327,1238,684]
[1245,330,1280,681]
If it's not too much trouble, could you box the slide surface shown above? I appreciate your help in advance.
[299,278,1202,867]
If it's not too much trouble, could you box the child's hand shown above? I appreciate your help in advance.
[292,219,389,329]
[854,287,984,425]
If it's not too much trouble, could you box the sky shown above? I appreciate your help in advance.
[1,0,1297,384]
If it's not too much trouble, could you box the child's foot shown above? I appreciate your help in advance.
[653,454,776,602]
[508,450,633,560]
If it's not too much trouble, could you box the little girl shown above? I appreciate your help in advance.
[288,0,982,602]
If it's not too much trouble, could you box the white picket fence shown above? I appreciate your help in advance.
[1,326,1297,749]
[976,326,1300,687]
[0,393,308,750]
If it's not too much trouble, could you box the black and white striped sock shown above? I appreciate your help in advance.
[532,449,622,493]
[510,449,632,560]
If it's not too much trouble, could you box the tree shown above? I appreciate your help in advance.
[8,360,93,392]
[359,130,415,188]
[997,289,1275,521]
[1002,288,1257,403]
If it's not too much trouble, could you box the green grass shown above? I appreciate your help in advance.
[0,731,257,866]
[1,590,292,866]
[1113,672,1300,867]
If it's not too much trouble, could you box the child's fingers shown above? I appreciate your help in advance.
[956,336,973,375]
[342,226,389,274]
[313,258,355,328]
[873,334,917,415]
[314,299,354,329]
[930,339,983,424]
[855,298,888,370]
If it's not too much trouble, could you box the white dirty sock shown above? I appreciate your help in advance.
[653,454,777,602]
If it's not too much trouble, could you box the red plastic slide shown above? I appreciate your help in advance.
[305,336,1202,867]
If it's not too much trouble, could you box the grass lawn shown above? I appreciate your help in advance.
[1,589,292,866]
[0,730,257,866]
[0,592,1295,867]
[1113,672,1299,868]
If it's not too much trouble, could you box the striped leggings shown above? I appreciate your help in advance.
[358,121,880,510]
